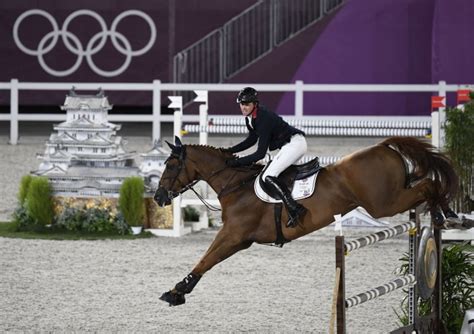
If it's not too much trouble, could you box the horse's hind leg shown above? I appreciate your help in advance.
[159,226,253,306]
[366,179,434,218]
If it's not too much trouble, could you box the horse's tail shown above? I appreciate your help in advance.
[380,136,459,211]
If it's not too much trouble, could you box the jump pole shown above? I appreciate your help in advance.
[335,207,444,333]
[335,209,420,333]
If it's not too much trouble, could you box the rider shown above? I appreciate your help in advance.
[225,87,308,227]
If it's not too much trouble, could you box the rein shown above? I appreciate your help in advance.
[161,147,261,211]
[217,168,261,199]
[188,165,259,211]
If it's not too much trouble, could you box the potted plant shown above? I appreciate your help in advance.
[119,176,145,234]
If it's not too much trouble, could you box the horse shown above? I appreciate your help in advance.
[154,136,459,306]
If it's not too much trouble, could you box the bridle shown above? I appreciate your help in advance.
[159,146,261,211]
[159,149,197,200]
[159,147,225,211]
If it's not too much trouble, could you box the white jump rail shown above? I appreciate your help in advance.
[345,274,416,308]
[344,221,416,253]
[334,209,433,333]
[205,117,431,129]
[183,124,429,137]
[2,79,474,145]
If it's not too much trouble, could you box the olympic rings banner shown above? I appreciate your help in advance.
[13,9,157,78]
[0,2,253,106]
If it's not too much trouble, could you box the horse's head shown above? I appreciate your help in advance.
[154,136,197,206]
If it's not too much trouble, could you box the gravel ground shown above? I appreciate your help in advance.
[0,126,412,333]
[0,227,411,333]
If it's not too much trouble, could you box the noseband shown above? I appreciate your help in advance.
[160,149,198,199]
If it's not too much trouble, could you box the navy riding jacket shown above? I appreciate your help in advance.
[228,105,305,165]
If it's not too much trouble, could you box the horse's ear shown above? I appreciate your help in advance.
[165,140,175,151]
[174,136,183,147]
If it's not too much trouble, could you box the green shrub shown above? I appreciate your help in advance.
[183,206,200,222]
[396,243,474,333]
[26,176,54,226]
[119,176,145,227]
[13,205,40,232]
[55,206,130,235]
[18,175,33,206]
[445,95,474,212]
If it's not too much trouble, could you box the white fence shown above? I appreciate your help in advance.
[1,79,473,146]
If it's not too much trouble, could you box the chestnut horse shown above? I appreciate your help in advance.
[154,136,458,306]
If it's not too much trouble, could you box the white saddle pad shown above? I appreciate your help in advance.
[254,171,320,204]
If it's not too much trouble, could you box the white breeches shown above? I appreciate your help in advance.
[262,134,307,179]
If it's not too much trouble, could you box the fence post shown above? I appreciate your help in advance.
[10,78,19,145]
[152,80,162,142]
[335,235,346,334]
[173,108,183,236]
[408,209,418,327]
[438,80,447,148]
[270,0,276,48]
[196,90,209,231]
[295,80,304,117]
[169,96,184,236]
[433,223,443,332]
[431,110,440,148]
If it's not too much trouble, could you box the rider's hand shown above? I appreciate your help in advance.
[225,158,241,168]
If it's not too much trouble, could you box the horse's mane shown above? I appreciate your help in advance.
[186,144,231,158]
[186,144,264,172]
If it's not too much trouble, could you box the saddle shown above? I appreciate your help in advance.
[255,157,322,203]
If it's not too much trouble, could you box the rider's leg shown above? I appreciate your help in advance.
[264,176,307,227]
[262,134,307,227]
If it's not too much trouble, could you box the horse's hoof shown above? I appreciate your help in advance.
[159,290,186,306]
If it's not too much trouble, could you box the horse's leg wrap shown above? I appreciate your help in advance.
[174,273,201,294]
[431,209,445,227]
[159,273,201,307]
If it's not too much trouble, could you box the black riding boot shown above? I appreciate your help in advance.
[265,176,307,228]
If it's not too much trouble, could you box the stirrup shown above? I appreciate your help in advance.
[286,215,298,228]
[286,205,307,228]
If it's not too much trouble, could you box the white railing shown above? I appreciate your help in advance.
[1,79,473,145]
[173,0,343,87]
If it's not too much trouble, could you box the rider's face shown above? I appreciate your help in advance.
[240,102,256,116]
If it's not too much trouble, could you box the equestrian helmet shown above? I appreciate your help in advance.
[236,87,258,104]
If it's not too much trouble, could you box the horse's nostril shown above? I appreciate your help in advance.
[154,187,170,206]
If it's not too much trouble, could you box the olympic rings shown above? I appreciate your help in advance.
[13,9,157,77]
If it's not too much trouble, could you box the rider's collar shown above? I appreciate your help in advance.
[251,105,258,118]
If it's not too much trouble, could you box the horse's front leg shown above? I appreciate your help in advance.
[159,225,253,306]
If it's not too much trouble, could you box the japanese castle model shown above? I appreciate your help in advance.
[32,88,166,198]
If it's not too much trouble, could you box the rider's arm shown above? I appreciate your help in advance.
[228,130,258,153]
[233,127,271,165]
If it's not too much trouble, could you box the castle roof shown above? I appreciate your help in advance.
[37,150,71,162]
[141,139,170,157]
[35,166,140,178]
[33,165,68,176]
[48,133,116,145]
[60,88,112,111]
[70,153,134,162]
[54,119,119,131]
